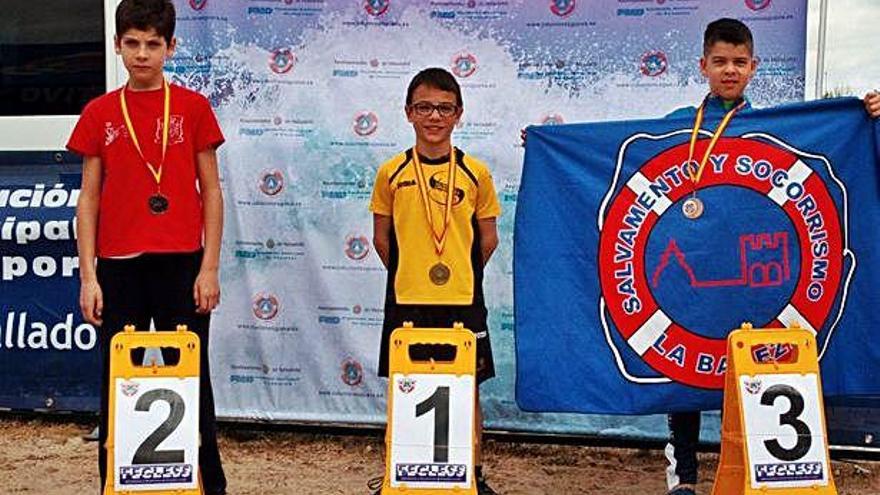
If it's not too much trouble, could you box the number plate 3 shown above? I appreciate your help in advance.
[739,373,829,489]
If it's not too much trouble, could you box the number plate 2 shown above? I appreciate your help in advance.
[113,377,200,491]
[739,373,829,489]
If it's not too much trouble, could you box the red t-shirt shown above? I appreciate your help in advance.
[67,83,224,257]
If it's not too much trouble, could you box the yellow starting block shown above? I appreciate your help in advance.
[382,322,478,494]
[713,323,836,495]
[105,324,202,495]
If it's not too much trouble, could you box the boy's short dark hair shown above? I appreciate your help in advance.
[703,18,754,56]
[116,0,176,44]
[406,68,463,108]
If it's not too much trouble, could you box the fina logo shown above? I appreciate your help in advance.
[397,376,416,394]
[743,378,763,395]
[341,357,364,386]
[550,0,576,17]
[345,234,371,260]
[189,0,207,11]
[252,293,280,321]
[259,169,284,196]
[541,113,565,126]
[745,0,771,11]
[597,131,853,390]
[269,48,296,74]
[451,52,478,78]
[120,381,140,397]
[640,50,668,77]
[353,111,379,136]
[364,0,390,16]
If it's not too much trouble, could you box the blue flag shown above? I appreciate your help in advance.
[515,98,880,415]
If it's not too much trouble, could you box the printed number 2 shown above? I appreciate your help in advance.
[760,384,811,461]
[415,386,450,463]
[132,389,186,465]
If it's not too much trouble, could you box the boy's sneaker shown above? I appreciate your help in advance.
[667,486,696,495]
[476,474,498,495]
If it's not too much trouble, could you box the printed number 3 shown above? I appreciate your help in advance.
[760,384,811,461]
[415,386,450,463]
[132,389,186,465]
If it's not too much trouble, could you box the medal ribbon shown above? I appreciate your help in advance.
[686,94,747,186]
[412,146,456,256]
[120,79,170,189]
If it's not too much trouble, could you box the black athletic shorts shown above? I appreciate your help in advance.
[377,302,495,384]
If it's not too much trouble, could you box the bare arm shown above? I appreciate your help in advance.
[373,213,392,268]
[478,217,499,266]
[77,156,103,325]
[865,91,880,118]
[195,148,224,313]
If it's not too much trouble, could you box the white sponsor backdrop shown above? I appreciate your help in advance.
[168,0,807,434]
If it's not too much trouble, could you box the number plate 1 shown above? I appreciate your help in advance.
[739,373,829,489]
[389,373,475,490]
[113,377,200,492]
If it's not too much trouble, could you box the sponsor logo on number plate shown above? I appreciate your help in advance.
[755,462,823,483]
[395,463,467,483]
[119,464,194,485]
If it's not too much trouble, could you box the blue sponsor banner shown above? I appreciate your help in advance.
[0,152,99,411]
[515,98,880,415]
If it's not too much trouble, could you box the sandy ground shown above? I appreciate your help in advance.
[1,416,878,494]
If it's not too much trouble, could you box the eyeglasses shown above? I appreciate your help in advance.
[408,101,460,118]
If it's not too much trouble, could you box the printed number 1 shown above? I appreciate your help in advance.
[415,386,450,463]
[760,384,812,461]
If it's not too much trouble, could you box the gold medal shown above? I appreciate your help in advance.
[412,146,456,254]
[429,262,451,285]
[682,196,704,219]
[413,145,457,287]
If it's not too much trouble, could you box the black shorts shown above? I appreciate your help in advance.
[378,303,495,384]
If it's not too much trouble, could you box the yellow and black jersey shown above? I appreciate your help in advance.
[370,147,501,305]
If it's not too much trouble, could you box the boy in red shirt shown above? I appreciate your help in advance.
[67,1,226,493]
